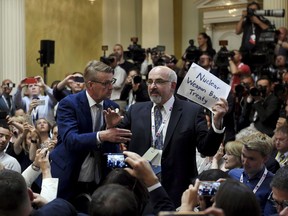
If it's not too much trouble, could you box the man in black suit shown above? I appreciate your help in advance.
[117,66,228,206]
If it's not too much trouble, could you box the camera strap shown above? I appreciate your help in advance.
[249,24,256,45]
[240,167,268,194]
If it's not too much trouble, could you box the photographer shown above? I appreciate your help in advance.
[237,76,282,138]
[275,27,288,57]
[113,43,135,74]
[228,50,251,92]
[120,67,150,111]
[198,52,220,79]
[53,72,85,102]
[234,75,255,132]
[236,1,271,62]
[14,76,57,126]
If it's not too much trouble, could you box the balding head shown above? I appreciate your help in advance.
[147,66,177,105]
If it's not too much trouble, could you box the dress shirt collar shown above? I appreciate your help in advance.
[86,91,103,108]
[0,151,5,159]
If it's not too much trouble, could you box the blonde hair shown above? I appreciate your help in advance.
[241,132,273,157]
[225,140,244,158]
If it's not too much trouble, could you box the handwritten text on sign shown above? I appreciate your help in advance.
[177,63,231,112]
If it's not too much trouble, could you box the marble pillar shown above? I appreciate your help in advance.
[0,0,26,85]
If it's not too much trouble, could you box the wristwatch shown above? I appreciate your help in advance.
[31,163,40,171]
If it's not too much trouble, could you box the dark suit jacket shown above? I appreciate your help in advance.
[0,94,15,116]
[253,93,281,137]
[31,198,78,216]
[120,98,224,206]
[149,186,175,215]
[50,90,119,199]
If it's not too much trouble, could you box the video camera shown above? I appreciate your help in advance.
[247,9,285,18]
[146,45,165,66]
[182,39,200,63]
[124,37,146,64]
[99,45,116,66]
[250,25,280,77]
[214,40,234,68]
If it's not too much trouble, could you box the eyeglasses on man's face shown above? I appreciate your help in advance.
[268,192,288,209]
[91,78,117,87]
[146,79,171,86]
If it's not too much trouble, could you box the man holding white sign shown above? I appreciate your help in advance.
[118,65,229,207]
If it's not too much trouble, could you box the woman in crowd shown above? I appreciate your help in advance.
[197,32,216,58]
[35,118,56,151]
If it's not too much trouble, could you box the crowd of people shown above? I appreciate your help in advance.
[0,1,288,216]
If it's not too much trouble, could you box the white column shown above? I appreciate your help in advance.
[263,0,288,28]
[142,0,174,54]
[182,0,200,53]
[102,0,138,53]
[204,24,213,39]
[0,0,26,85]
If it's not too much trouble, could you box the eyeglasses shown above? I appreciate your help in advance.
[274,137,288,144]
[91,78,117,87]
[146,79,171,86]
[268,192,288,209]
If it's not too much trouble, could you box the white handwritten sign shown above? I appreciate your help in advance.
[177,63,231,112]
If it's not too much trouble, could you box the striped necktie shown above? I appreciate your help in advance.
[154,105,163,149]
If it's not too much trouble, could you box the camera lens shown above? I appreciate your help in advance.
[250,87,260,97]
[133,76,142,84]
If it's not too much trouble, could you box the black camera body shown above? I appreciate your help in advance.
[250,86,267,97]
[100,56,115,66]
[215,47,235,68]
[124,38,146,64]
[235,84,267,98]
[133,75,142,84]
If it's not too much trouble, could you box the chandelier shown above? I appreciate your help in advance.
[88,0,96,5]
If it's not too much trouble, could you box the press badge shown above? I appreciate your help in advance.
[142,147,162,167]
[249,34,256,45]
[142,147,159,161]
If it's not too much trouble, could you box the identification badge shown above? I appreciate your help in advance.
[249,34,256,45]
[151,150,162,166]
[142,147,159,161]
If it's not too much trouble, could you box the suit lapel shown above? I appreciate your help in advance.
[79,91,93,132]
[145,102,153,140]
[163,99,182,150]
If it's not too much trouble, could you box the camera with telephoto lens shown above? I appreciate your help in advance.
[247,8,285,18]
[250,86,267,97]
[235,82,251,97]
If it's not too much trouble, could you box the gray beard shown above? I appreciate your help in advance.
[149,95,162,105]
